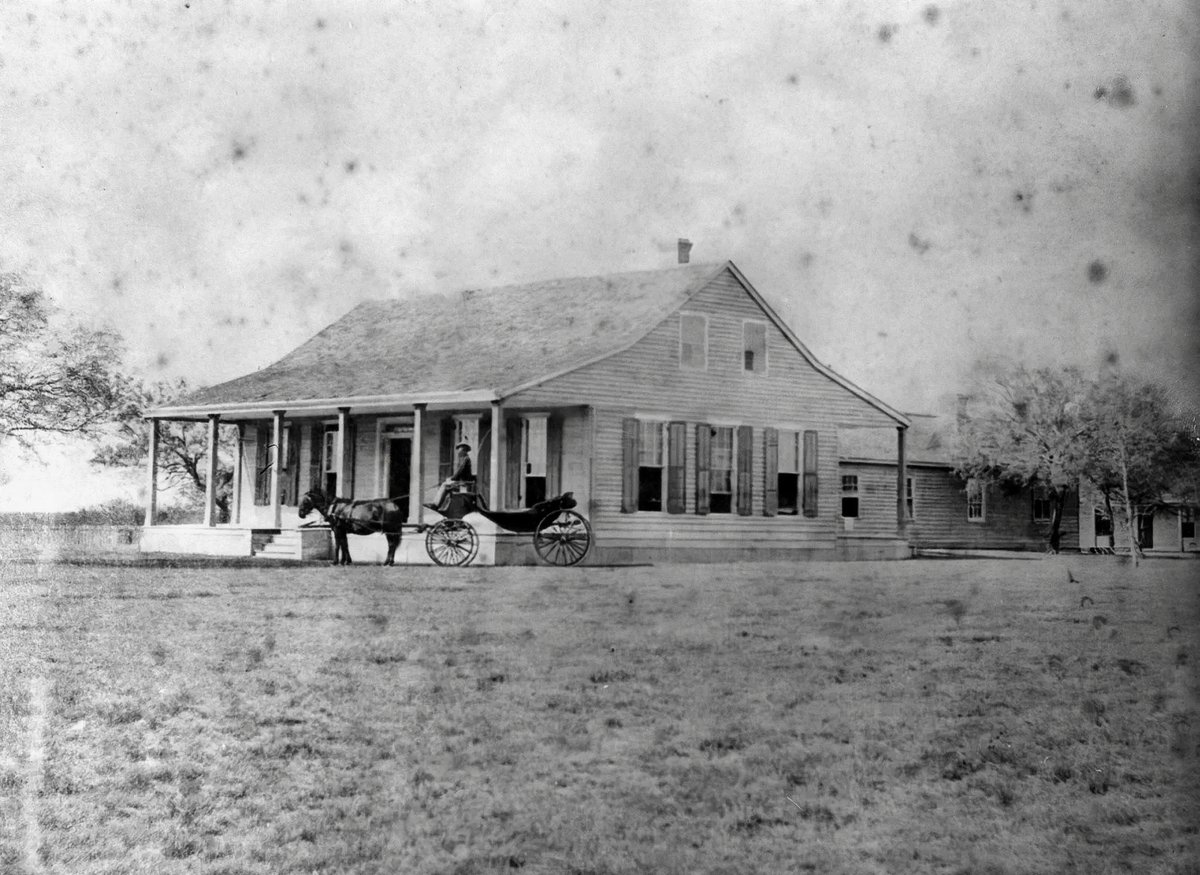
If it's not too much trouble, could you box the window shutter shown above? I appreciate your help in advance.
[762,427,778,516]
[343,420,357,499]
[254,426,270,506]
[308,424,322,495]
[505,417,523,509]
[546,415,563,498]
[476,415,491,500]
[736,425,753,516]
[694,423,711,515]
[621,417,638,513]
[802,429,819,517]
[281,424,301,506]
[438,417,455,482]
[667,421,687,514]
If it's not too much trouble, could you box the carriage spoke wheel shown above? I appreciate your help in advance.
[533,510,592,566]
[425,519,479,567]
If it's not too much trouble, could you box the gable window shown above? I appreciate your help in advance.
[523,415,548,507]
[966,478,985,522]
[841,475,860,518]
[906,476,915,519]
[743,321,767,372]
[709,426,734,513]
[1181,507,1196,540]
[638,420,665,511]
[680,313,707,369]
[777,430,800,515]
[802,430,819,517]
[1032,487,1054,522]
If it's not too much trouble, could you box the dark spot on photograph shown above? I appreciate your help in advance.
[924,5,940,25]
[1087,260,1108,284]
[878,23,897,43]
[908,232,931,254]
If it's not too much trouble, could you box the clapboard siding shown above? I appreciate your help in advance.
[840,462,1079,551]
[504,268,904,550]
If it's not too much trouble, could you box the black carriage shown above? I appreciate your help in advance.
[423,491,592,567]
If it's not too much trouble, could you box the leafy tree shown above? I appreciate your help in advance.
[956,365,1091,552]
[1081,374,1199,564]
[92,378,237,523]
[0,271,128,446]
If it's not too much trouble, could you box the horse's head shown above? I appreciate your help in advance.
[298,489,327,519]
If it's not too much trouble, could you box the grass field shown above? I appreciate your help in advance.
[0,555,1197,874]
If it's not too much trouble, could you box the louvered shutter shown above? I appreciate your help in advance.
[802,430,819,517]
[254,426,270,506]
[505,417,523,508]
[438,417,455,482]
[342,420,357,499]
[667,421,687,514]
[547,415,563,498]
[763,427,779,517]
[620,417,638,513]
[308,424,322,495]
[694,423,711,515]
[736,425,753,515]
[281,424,301,506]
[476,414,491,500]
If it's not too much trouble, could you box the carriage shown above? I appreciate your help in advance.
[422,490,593,567]
[298,487,593,567]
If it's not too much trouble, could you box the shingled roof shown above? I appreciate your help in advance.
[155,262,726,416]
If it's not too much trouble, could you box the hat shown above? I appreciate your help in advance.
[455,442,472,451]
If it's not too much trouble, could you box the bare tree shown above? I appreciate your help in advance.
[0,272,128,446]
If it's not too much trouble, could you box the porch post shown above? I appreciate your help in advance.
[232,424,244,525]
[411,403,426,526]
[270,411,285,529]
[490,399,504,510]
[337,407,353,499]
[203,414,220,527]
[896,426,908,537]
[144,418,159,527]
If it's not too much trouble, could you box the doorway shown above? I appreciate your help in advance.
[387,437,412,509]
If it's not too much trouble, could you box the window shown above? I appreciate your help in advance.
[802,430,819,517]
[777,430,800,514]
[966,478,985,522]
[454,416,480,454]
[1032,487,1054,522]
[1094,506,1113,537]
[637,420,664,511]
[1182,508,1196,540]
[322,426,339,497]
[1136,509,1154,548]
[841,475,860,518]
[906,476,915,519]
[710,426,734,513]
[743,321,767,372]
[523,416,548,507]
[680,313,707,369]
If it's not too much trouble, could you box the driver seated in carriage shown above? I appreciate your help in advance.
[426,442,473,512]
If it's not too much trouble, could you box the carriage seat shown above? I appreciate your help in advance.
[423,478,476,513]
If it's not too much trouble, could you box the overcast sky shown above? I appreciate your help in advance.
[1,0,1197,508]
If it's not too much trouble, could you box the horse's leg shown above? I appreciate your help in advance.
[384,532,400,566]
[341,531,352,565]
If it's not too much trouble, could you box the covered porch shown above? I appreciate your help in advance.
[140,392,595,564]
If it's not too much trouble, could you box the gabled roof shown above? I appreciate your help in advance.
[150,260,907,426]
[839,413,956,466]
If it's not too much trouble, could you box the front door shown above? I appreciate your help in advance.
[388,437,412,508]
[1136,510,1154,549]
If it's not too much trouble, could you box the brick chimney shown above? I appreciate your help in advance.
[677,238,693,264]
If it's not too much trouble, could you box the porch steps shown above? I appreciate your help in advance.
[254,530,303,560]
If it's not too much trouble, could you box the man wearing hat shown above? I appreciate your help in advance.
[428,442,473,510]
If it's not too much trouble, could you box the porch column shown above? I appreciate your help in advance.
[337,407,353,499]
[896,426,908,537]
[490,399,504,510]
[411,403,426,526]
[270,411,285,529]
[232,424,244,526]
[203,414,220,527]
[144,418,159,527]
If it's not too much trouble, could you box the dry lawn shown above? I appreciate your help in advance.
[0,555,1197,874]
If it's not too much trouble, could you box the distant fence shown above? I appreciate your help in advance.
[0,525,142,561]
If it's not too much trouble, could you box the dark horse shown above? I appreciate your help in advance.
[298,489,407,565]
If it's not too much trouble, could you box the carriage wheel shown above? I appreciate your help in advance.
[533,510,592,566]
[425,519,479,567]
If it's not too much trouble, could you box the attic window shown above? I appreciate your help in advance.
[743,321,767,372]
[680,313,707,369]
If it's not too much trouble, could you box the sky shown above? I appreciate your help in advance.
[0,0,1197,510]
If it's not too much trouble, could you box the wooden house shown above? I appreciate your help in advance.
[1077,487,1199,554]
[142,256,911,563]
[839,413,1081,553]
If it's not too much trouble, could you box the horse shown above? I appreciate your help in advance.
[298,489,407,566]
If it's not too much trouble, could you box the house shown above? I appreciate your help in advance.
[1077,486,1199,554]
[838,413,1081,553]
[142,251,912,564]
